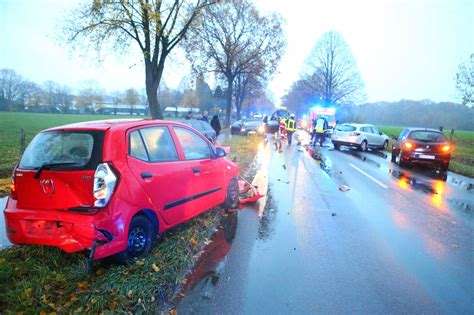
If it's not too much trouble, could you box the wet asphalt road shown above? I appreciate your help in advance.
[178,131,473,314]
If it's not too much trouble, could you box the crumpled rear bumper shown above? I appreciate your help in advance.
[4,198,122,258]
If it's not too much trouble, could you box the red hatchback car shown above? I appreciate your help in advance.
[4,119,239,262]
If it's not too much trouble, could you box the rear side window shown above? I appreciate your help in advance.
[19,131,103,170]
[130,127,179,162]
[408,131,446,142]
[336,125,356,132]
[129,130,148,161]
[174,127,212,160]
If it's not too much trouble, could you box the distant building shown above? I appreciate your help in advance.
[93,101,148,115]
[164,106,200,118]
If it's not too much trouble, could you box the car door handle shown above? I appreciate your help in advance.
[140,172,153,179]
[192,167,200,174]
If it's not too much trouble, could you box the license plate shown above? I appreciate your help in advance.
[419,154,435,160]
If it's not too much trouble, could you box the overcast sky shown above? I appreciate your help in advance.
[1,0,473,104]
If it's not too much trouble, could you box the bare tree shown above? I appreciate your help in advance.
[124,88,140,115]
[184,0,286,126]
[63,0,213,119]
[76,81,105,112]
[233,72,263,118]
[0,69,29,106]
[456,54,473,106]
[304,31,365,106]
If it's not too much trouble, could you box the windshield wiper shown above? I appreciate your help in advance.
[34,162,82,179]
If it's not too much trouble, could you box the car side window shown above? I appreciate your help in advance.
[139,127,179,162]
[371,127,380,134]
[361,127,369,133]
[130,130,149,161]
[174,127,212,160]
[399,129,409,140]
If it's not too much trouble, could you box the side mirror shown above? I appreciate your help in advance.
[379,131,383,135]
[215,147,227,158]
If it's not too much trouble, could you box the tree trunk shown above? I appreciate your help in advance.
[145,61,165,119]
[225,77,234,127]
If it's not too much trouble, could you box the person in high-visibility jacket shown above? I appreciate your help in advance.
[275,117,287,152]
[286,114,296,145]
[312,116,328,147]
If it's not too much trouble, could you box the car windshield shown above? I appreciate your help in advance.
[19,131,96,170]
[408,131,446,142]
[336,125,356,132]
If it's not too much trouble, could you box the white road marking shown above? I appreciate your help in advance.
[349,163,389,189]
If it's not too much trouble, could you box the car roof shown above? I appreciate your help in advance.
[45,118,189,132]
[404,127,442,133]
[340,123,374,127]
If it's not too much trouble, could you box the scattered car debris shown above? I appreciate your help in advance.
[238,177,264,204]
[338,185,351,192]
[331,213,337,216]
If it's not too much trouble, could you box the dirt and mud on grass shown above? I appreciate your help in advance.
[0,114,262,313]
[378,126,474,178]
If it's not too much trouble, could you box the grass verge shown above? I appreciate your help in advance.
[0,130,262,313]
[378,126,474,178]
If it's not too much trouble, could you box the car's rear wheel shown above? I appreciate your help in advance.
[397,151,407,167]
[224,178,239,212]
[114,215,154,264]
[360,140,368,152]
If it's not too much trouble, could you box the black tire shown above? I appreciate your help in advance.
[382,140,389,150]
[397,151,407,167]
[360,140,368,152]
[391,151,397,163]
[224,178,239,212]
[114,215,154,264]
[333,143,341,150]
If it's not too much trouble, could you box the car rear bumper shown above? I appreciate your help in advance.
[4,198,124,259]
[331,139,361,147]
[401,153,450,166]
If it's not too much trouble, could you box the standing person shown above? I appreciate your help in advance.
[210,115,222,137]
[202,111,209,122]
[185,111,192,120]
[313,116,328,147]
[286,114,296,145]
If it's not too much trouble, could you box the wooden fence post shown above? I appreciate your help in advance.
[20,128,25,153]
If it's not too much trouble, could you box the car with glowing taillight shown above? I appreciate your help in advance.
[331,123,390,151]
[391,128,451,173]
[4,119,239,263]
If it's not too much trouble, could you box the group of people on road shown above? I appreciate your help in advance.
[270,114,329,152]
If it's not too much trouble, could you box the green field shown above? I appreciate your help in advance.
[377,126,474,178]
[0,112,149,178]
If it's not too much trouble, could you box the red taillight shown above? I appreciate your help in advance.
[441,145,450,152]
[10,171,18,200]
[404,142,413,150]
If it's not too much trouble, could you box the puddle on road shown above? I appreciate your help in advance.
[390,167,473,213]
[179,211,238,297]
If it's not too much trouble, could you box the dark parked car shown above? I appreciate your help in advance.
[230,120,243,135]
[391,128,451,174]
[265,119,279,134]
[182,120,217,144]
[231,120,265,135]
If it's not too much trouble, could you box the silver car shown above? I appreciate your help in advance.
[331,123,389,151]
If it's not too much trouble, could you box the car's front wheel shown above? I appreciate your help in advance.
[382,140,389,150]
[360,140,368,152]
[114,215,154,264]
[224,178,239,212]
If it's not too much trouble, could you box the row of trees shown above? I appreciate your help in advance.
[64,0,285,125]
[0,67,273,117]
